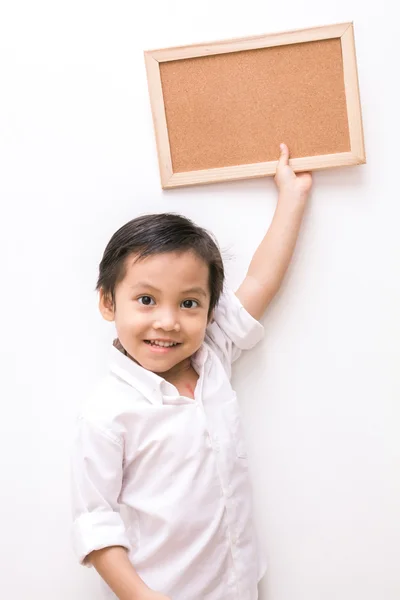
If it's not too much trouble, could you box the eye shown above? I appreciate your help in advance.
[137,295,155,306]
[181,299,199,309]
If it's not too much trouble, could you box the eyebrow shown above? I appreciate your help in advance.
[182,286,208,298]
[130,282,160,292]
[130,282,208,297]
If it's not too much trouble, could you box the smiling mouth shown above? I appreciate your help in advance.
[144,340,181,348]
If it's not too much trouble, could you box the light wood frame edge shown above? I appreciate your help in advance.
[146,22,351,61]
[144,22,365,189]
[162,152,361,189]
[340,23,366,163]
[144,52,173,185]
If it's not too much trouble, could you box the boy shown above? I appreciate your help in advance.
[71,144,312,600]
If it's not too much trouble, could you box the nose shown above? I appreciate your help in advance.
[152,309,181,333]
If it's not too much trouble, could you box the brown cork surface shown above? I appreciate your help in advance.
[159,39,350,173]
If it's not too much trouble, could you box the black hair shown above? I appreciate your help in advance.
[96,213,224,316]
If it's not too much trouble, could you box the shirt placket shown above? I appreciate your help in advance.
[195,356,248,600]
[204,423,242,592]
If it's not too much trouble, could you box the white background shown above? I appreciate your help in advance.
[1,1,399,599]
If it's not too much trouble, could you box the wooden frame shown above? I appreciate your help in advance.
[144,22,365,189]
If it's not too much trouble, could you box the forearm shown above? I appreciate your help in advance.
[247,192,307,291]
[88,546,150,600]
[236,144,312,320]
[236,192,307,319]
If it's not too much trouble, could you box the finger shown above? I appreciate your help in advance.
[278,143,290,167]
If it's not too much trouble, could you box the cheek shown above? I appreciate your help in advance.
[114,305,148,333]
[185,315,208,339]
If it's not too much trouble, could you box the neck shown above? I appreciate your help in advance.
[156,356,193,384]
[113,338,194,384]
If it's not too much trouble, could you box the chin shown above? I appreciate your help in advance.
[144,360,181,374]
[126,341,199,373]
[135,353,181,371]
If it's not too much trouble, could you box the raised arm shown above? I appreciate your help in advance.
[236,144,312,320]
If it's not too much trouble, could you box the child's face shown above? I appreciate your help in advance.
[100,250,211,375]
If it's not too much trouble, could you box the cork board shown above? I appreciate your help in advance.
[145,23,365,189]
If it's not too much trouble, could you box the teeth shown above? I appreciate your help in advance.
[149,340,178,347]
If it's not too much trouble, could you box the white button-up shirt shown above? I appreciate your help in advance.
[71,289,266,600]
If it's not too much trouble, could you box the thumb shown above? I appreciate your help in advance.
[278,143,290,167]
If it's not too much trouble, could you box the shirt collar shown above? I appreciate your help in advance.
[109,341,208,405]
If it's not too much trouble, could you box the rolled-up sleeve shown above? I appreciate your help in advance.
[206,288,264,368]
[71,417,131,565]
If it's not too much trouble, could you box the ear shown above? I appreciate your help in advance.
[207,309,215,325]
[99,289,115,322]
